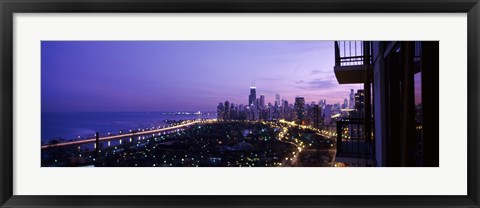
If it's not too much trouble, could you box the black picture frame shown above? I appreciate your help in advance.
[1,0,479,207]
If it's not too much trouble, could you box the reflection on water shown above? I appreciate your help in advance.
[41,112,216,143]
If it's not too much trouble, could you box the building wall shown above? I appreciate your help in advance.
[372,42,387,167]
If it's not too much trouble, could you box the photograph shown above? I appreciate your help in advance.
[40,40,437,167]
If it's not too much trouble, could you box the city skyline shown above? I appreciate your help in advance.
[41,41,362,112]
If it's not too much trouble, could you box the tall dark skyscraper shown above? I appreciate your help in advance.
[260,95,265,108]
[224,101,230,120]
[230,103,235,119]
[281,99,289,119]
[294,96,305,125]
[217,102,225,120]
[313,104,322,128]
[249,86,256,106]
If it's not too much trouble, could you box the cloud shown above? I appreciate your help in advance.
[305,78,337,89]
[293,77,351,102]
[310,69,331,75]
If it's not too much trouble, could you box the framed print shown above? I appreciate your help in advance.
[1,0,479,207]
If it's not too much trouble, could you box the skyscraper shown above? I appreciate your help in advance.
[224,101,230,120]
[324,104,332,125]
[281,99,288,119]
[319,99,326,109]
[230,103,236,119]
[294,96,305,125]
[313,104,322,129]
[275,93,280,106]
[245,105,253,120]
[239,104,245,119]
[349,89,355,109]
[343,98,348,109]
[217,102,224,120]
[260,95,265,108]
[249,86,256,106]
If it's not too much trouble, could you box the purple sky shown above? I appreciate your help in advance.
[41,41,363,112]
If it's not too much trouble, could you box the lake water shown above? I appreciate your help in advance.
[41,112,216,143]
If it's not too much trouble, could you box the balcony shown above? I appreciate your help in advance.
[334,41,372,84]
[335,117,375,167]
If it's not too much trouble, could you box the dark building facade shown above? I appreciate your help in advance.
[217,102,224,120]
[312,104,322,129]
[333,41,438,167]
[354,89,365,111]
[224,101,230,120]
[249,87,256,106]
[294,96,305,125]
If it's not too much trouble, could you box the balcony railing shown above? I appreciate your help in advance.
[334,41,372,67]
[333,41,373,84]
[335,117,375,166]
